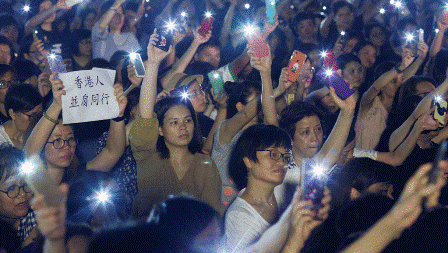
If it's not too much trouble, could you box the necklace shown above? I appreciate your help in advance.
[246,192,275,207]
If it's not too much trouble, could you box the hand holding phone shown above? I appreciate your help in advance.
[287,50,306,82]
[198,15,214,37]
[430,141,447,183]
[301,160,326,212]
[47,54,67,79]
[322,49,338,71]
[265,0,276,24]
[434,97,447,125]
[155,24,175,52]
[247,26,270,57]
[208,71,224,96]
[130,53,146,78]
[316,68,354,100]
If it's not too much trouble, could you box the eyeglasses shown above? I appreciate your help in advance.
[301,67,315,74]
[257,149,292,164]
[46,137,77,149]
[0,80,14,89]
[0,184,32,198]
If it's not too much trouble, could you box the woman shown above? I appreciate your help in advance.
[92,0,141,61]
[24,74,128,185]
[0,84,42,149]
[0,64,17,125]
[225,124,330,252]
[70,29,92,71]
[129,30,224,218]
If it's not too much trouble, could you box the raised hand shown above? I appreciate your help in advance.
[262,16,279,39]
[147,29,174,65]
[193,26,212,45]
[49,73,66,108]
[127,63,143,87]
[417,40,429,58]
[156,90,171,103]
[38,72,51,97]
[211,88,227,109]
[274,67,293,96]
[330,86,356,112]
[114,83,127,117]
[249,45,272,74]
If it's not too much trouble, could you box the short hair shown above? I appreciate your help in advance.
[279,100,324,139]
[337,53,361,71]
[228,124,292,190]
[0,64,16,79]
[11,59,40,83]
[0,144,25,182]
[0,14,18,32]
[78,7,97,28]
[224,80,262,119]
[154,97,202,159]
[363,23,386,40]
[373,61,396,81]
[332,1,354,15]
[70,29,91,56]
[290,11,316,35]
[5,83,42,118]
[353,41,376,55]
[87,58,111,70]
[196,37,221,56]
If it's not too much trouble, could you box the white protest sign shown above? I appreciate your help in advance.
[59,68,119,124]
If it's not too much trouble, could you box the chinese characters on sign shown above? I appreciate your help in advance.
[59,69,119,124]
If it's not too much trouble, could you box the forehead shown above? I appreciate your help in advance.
[345,61,362,70]
[295,115,321,128]
[200,46,220,55]
[360,45,376,53]
[188,81,202,90]
[50,123,74,137]
[165,104,191,118]
[0,71,13,80]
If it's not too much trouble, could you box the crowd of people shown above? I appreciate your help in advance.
[0,0,448,252]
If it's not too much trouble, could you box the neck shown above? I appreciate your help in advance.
[0,213,18,226]
[41,23,52,32]
[0,103,7,118]
[292,149,304,167]
[167,143,191,162]
[244,177,276,203]
[3,121,23,146]
[46,163,65,185]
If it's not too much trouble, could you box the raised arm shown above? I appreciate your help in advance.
[86,84,127,172]
[24,73,64,157]
[219,0,237,48]
[202,92,227,155]
[319,12,334,40]
[140,30,174,118]
[98,0,126,34]
[401,41,429,81]
[161,27,211,90]
[154,0,177,28]
[424,16,448,77]
[24,0,67,35]
[313,88,356,169]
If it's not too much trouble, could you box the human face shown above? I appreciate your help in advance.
[342,61,365,89]
[196,46,221,69]
[293,115,323,159]
[0,71,16,103]
[84,12,97,30]
[44,123,76,169]
[0,174,32,220]
[188,82,207,113]
[343,38,358,54]
[299,60,314,88]
[358,45,376,69]
[307,50,323,69]
[335,6,354,30]
[369,26,385,47]
[415,81,435,98]
[78,38,92,57]
[0,25,18,45]
[296,19,316,42]
[40,0,56,24]
[0,44,11,65]
[320,88,338,113]
[246,146,290,186]
[159,105,194,148]
[11,104,43,133]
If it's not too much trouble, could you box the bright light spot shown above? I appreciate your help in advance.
[129,52,137,60]
[436,28,440,33]
[393,0,402,8]
[205,11,212,18]
[94,189,111,204]
[213,73,220,79]
[203,161,211,164]
[23,5,30,12]
[270,0,275,5]
[243,24,256,36]
[320,50,328,59]
[244,3,250,9]
[181,92,190,100]
[290,5,294,9]
[390,0,395,4]
[435,95,442,103]
[404,32,414,42]
[312,165,326,178]
[323,6,327,10]
[181,11,187,17]
[379,8,385,14]
[20,161,34,175]
[146,0,150,2]
[49,53,56,60]
[340,30,346,36]
[34,30,38,34]
[165,20,177,32]
[324,68,334,78]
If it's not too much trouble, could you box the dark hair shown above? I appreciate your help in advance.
[11,59,40,83]
[279,100,323,139]
[148,194,221,252]
[337,53,361,71]
[224,80,261,119]
[228,124,292,190]
[0,14,19,32]
[332,1,354,15]
[0,63,15,78]
[0,220,21,253]
[390,17,418,48]
[154,97,202,159]
[17,34,34,60]
[109,51,128,71]
[363,23,386,41]
[0,144,25,182]
[196,37,221,56]
[123,87,140,123]
[353,40,376,55]
[327,158,395,209]
[71,29,91,56]
[5,83,42,118]
[433,50,448,85]
[100,0,117,18]
[290,11,316,35]
[78,7,97,29]
[397,75,435,106]
[373,61,396,81]
[87,58,111,70]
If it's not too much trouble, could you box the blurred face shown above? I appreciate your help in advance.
[84,12,97,30]
[369,27,385,47]
[40,0,56,24]
[343,38,358,54]
[109,7,124,31]
[415,81,435,98]
[296,19,316,42]
[320,88,338,113]
[195,46,220,69]
[342,61,365,89]
[159,104,194,148]
[293,115,323,159]
[335,6,354,30]
[11,104,43,133]
[188,82,207,113]
[307,50,323,69]
[358,45,376,68]
[0,71,16,103]
[381,75,401,97]
[78,38,92,57]
[335,139,355,167]
[246,145,290,186]
[0,25,18,45]
[0,174,32,220]
[299,60,314,88]
[44,123,76,169]
[0,44,11,65]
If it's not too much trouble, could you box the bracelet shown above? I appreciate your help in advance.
[353,148,378,160]
[112,116,125,122]
[43,112,58,124]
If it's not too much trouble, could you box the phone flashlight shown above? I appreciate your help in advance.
[323,6,327,10]
[379,8,385,14]
[205,11,212,18]
[324,68,334,78]
[244,3,250,9]
[404,32,415,43]
[340,31,346,36]
[181,11,187,17]
[48,53,56,60]
[243,24,256,36]
[23,5,30,12]
[129,52,138,60]
[181,92,190,100]
[320,50,329,59]
[165,20,177,32]
[93,189,112,205]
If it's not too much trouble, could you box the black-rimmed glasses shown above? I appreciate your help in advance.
[257,149,292,164]
[0,184,32,198]
[46,137,77,149]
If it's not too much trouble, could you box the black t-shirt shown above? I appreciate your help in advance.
[197,113,214,138]
[36,27,69,57]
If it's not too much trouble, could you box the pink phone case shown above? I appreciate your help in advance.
[322,49,338,71]
[247,29,270,57]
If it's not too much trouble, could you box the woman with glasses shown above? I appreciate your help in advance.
[0,84,42,149]
[0,144,37,250]
[70,29,93,71]
[23,72,128,185]
[0,64,17,125]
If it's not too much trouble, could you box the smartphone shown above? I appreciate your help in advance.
[322,49,338,71]
[265,0,276,24]
[316,68,354,100]
[419,28,424,42]
[22,154,64,207]
[130,53,146,78]
[434,97,447,125]
[198,16,214,37]
[65,0,84,8]
[287,50,306,82]
[207,71,224,95]
[247,27,270,57]
[155,27,174,52]
[47,54,67,79]
[301,160,326,213]
[430,140,447,183]
[33,27,51,51]
[339,31,347,47]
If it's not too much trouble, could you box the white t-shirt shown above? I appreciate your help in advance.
[0,125,13,146]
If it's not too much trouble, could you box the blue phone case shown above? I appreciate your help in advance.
[47,54,67,79]
[265,0,276,24]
